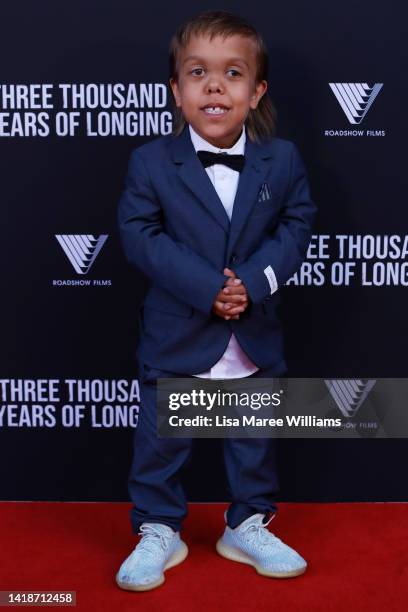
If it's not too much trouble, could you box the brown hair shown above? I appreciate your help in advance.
[168,10,277,143]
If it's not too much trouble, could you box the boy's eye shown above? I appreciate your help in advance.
[190,68,241,77]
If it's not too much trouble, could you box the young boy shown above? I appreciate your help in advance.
[116,10,317,591]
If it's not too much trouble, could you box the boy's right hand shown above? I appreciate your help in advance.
[212,268,250,320]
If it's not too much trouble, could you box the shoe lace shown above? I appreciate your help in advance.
[241,514,282,548]
[136,524,173,555]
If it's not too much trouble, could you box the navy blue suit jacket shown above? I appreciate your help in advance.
[118,123,317,374]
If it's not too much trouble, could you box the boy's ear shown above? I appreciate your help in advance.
[250,80,268,110]
[169,78,181,107]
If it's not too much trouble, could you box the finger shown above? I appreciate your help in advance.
[218,293,247,303]
[214,300,237,312]
[223,304,247,315]
[222,285,246,296]
[223,269,242,285]
[217,289,242,300]
[217,299,246,309]
[223,267,236,277]
[214,301,246,315]
[223,287,248,300]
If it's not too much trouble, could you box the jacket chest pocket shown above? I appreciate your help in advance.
[250,191,282,218]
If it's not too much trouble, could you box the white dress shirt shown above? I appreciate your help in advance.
[188,123,260,379]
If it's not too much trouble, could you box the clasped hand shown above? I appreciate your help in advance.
[212,267,250,320]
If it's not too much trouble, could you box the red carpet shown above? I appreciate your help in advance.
[0,502,407,611]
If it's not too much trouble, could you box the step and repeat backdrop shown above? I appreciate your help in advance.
[1,1,407,503]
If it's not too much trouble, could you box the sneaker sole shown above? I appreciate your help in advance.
[215,539,307,578]
[115,540,189,592]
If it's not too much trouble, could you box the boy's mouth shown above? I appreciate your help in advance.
[201,104,230,116]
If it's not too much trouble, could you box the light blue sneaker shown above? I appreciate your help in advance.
[216,512,307,578]
[116,522,188,591]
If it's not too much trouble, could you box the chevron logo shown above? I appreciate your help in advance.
[329,83,383,124]
[324,379,377,417]
[55,234,108,274]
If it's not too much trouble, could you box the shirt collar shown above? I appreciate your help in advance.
[188,123,246,155]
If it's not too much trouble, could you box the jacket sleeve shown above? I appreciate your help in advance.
[117,149,231,316]
[232,142,317,303]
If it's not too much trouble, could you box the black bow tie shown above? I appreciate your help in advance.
[197,150,245,173]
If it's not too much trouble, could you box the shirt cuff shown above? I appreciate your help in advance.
[263,265,278,295]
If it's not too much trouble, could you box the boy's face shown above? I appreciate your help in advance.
[170,33,267,149]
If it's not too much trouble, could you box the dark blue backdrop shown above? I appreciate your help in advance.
[1,1,406,503]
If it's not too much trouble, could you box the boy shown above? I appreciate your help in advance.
[116,10,317,591]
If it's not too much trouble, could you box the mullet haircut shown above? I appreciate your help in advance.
[168,10,277,143]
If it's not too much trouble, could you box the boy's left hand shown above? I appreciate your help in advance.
[213,268,250,320]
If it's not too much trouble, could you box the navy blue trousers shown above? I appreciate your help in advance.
[128,362,286,533]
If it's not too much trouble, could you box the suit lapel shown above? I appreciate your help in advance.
[169,124,274,259]
[170,124,230,233]
[225,136,273,262]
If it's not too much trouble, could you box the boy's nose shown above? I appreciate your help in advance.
[206,80,223,93]
[207,87,224,98]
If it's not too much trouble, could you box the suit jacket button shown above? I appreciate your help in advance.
[230,255,238,263]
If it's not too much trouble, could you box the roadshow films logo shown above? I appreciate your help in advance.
[52,234,112,287]
[325,82,385,137]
